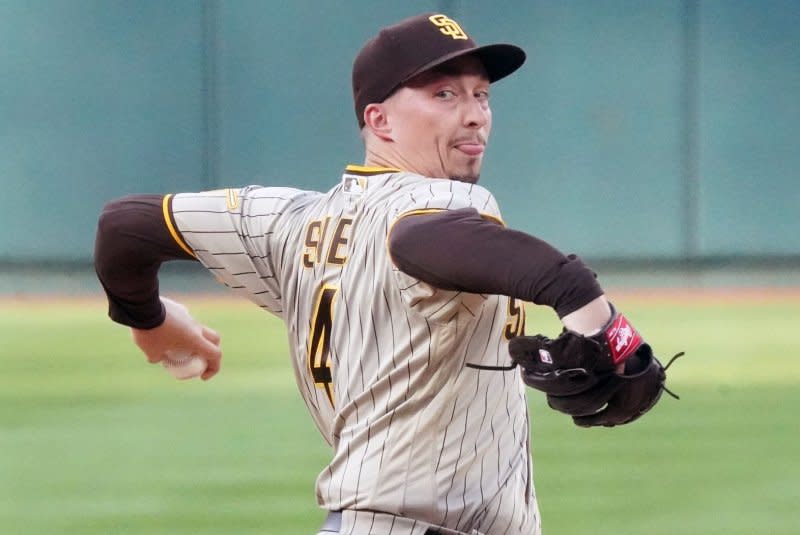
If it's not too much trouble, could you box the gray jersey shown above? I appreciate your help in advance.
[169,166,540,535]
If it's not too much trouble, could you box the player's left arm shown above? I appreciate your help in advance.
[387,206,605,322]
[388,207,677,426]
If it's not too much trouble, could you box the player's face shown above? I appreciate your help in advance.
[382,56,492,183]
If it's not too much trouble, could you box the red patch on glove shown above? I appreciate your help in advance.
[604,314,642,364]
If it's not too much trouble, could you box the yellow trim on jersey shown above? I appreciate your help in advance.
[386,210,429,268]
[396,208,446,219]
[225,188,240,210]
[162,194,195,258]
[478,212,505,227]
[386,209,445,253]
[395,208,506,227]
[386,208,505,269]
[345,164,401,175]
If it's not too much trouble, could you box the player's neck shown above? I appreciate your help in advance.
[363,148,445,179]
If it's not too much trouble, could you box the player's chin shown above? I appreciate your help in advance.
[448,164,482,184]
[445,159,482,183]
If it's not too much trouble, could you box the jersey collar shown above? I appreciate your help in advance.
[343,164,401,176]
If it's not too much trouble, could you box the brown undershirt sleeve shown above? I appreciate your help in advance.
[94,194,196,329]
[387,207,604,318]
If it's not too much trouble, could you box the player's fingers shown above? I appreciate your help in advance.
[192,331,222,381]
[201,352,222,381]
[144,352,163,364]
[194,337,222,364]
[201,325,221,346]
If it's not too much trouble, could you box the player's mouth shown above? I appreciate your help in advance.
[454,141,485,156]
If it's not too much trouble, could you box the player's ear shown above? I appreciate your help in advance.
[363,103,393,141]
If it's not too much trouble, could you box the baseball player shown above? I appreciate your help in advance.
[95,13,668,535]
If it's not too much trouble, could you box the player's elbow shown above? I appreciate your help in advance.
[94,194,164,277]
[96,196,137,242]
[96,198,126,236]
[94,198,132,276]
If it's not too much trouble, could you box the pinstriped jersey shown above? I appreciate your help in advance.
[168,165,540,535]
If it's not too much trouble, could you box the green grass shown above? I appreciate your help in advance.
[1,295,798,534]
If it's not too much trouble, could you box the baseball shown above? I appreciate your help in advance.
[162,350,207,380]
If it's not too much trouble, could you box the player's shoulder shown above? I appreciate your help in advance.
[227,185,325,212]
[173,185,319,206]
[238,184,321,204]
[171,185,325,228]
[389,172,501,218]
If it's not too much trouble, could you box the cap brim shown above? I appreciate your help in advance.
[403,43,526,86]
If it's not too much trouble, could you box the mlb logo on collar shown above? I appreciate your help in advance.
[343,176,367,194]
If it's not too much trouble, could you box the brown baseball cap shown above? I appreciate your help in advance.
[352,13,526,128]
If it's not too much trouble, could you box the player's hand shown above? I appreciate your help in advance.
[508,305,682,427]
[131,296,222,380]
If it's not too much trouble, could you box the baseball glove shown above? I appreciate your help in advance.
[508,306,682,427]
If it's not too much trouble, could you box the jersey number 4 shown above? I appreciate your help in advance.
[308,285,337,405]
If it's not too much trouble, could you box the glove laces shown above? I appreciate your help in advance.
[661,351,685,400]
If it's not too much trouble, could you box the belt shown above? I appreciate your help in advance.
[319,511,341,533]
[319,511,444,534]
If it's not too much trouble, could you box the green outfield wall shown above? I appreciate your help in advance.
[1,0,798,263]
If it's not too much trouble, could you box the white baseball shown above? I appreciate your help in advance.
[162,350,208,380]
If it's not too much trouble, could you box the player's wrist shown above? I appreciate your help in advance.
[108,294,166,329]
[561,298,644,366]
[591,303,644,366]
[560,295,611,336]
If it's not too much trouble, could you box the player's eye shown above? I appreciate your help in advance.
[475,89,490,101]
[435,89,457,100]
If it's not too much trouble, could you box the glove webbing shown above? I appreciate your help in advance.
[660,351,685,400]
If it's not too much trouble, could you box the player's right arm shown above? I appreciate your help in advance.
[94,194,222,378]
[94,194,195,328]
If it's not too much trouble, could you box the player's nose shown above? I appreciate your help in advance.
[461,97,490,129]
